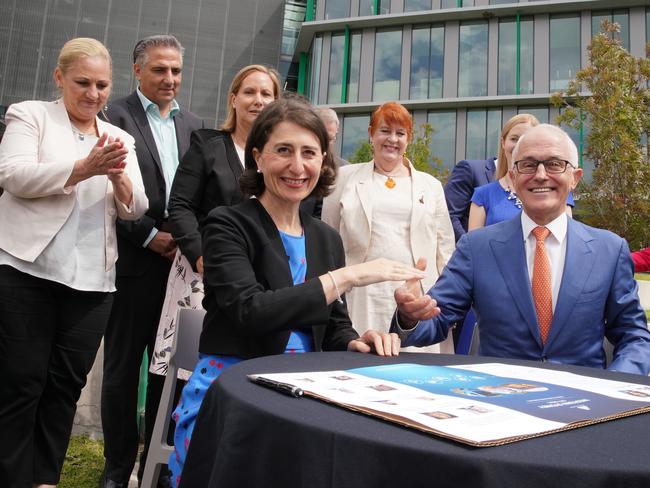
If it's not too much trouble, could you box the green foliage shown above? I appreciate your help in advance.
[348,123,450,184]
[59,435,105,488]
[349,139,373,163]
[551,20,650,249]
[406,123,450,184]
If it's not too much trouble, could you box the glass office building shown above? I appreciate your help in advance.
[294,0,650,177]
[0,0,286,126]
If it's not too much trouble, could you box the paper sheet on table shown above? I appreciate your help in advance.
[249,363,650,446]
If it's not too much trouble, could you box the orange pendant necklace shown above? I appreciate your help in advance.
[385,176,396,189]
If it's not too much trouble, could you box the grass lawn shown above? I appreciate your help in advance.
[59,435,104,488]
[635,273,650,281]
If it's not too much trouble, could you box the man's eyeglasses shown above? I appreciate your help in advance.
[513,159,574,174]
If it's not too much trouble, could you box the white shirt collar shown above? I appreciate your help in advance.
[521,211,568,244]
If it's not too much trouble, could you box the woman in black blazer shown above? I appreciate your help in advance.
[150,65,282,379]
[168,97,425,486]
[168,64,281,273]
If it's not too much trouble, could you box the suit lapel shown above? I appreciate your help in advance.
[223,133,244,180]
[490,217,542,348]
[173,111,191,158]
[486,157,496,182]
[253,199,293,286]
[125,93,163,174]
[409,162,426,235]
[355,162,375,234]
[545,219,595,349]
[52,100,78,151]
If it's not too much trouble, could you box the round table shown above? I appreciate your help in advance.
[179,352,650,488]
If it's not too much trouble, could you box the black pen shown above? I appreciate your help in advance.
[249,375,304,398]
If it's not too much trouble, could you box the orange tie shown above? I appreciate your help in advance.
[532,226,553,344]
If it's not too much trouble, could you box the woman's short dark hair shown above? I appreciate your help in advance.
[240,96,336,199]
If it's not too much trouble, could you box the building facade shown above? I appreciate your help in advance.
[294,0,650,177]
[0,0,286,127]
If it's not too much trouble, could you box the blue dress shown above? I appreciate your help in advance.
[471,181,574,227]
[169,230,312,487]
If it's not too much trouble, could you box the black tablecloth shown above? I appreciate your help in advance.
[179,352,650,488]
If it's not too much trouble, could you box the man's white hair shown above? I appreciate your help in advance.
[314,107,340,126]
[512,123,579,167]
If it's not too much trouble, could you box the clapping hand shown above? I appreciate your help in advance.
[85,133,129,178]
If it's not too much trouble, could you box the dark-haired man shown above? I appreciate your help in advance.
[101,35,203,488]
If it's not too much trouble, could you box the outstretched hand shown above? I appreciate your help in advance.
[348,330,400,356]
[394,258,440,329]
[347,258,427,288]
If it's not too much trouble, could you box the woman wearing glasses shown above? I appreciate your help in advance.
[468,114,574,231]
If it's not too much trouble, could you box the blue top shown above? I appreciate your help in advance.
[471,181,575,227]
[279,230,314,353]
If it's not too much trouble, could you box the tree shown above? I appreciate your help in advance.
[349,122,450,184]
[551,20,650,249]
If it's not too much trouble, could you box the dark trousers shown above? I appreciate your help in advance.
[0,265,112,487]
[101,256,174,483]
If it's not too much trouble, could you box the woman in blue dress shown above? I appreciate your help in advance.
[468,114,574,230]
[168,97,425,487]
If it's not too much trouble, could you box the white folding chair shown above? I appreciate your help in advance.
[140,308,205,488]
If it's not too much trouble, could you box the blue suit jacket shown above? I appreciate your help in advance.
[395,216,650,376]
[444,158,496,242]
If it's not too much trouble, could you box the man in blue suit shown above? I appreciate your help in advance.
[393,124,650,376]
[444,157,496,242]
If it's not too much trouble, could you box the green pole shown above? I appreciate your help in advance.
[515,12,521,95]
[341,25,350,103]
[136,351,148,434]
[374,0,379,15]
[306,0,315,21]
[298,52,308,95]
[457,0,462,7]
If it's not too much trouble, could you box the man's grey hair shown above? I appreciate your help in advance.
[133,35,184,67]
[512,123,579,167]
[314,107,340,127]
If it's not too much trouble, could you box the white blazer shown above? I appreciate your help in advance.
[0,99,148,270]
[322,160,455,293]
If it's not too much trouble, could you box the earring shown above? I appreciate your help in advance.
[256,169,262,174]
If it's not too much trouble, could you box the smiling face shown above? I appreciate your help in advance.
[232,71,276,131]
[501,122,534,169]
[510,127,582,226]
[55,55,111,129]
[134,46,182,111]
[254,121,324,209]
[369,119,409,170]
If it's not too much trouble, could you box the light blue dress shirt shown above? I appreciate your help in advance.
[136,88,180,246]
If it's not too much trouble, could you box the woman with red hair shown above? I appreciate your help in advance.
[322,101,455,353]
